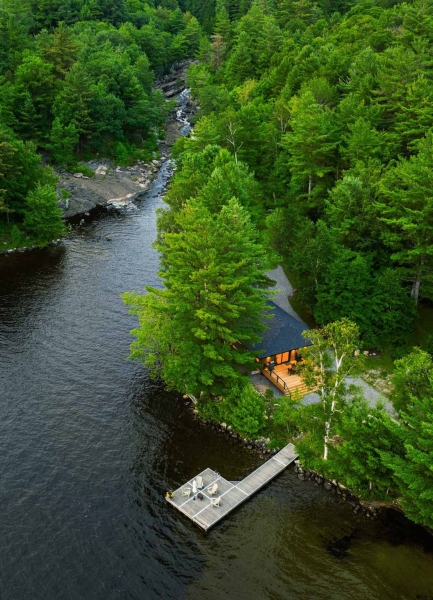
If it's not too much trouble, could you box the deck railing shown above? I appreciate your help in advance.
[264,368,289,393]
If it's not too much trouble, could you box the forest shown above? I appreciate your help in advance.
[2,0,432,531]
[0,0,204,246]
[124,0,433,530]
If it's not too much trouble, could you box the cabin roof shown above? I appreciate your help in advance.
[247,301,311,358]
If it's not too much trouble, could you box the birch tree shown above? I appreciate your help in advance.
[301,319,364,461]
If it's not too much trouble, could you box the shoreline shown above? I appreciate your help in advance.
[0,62,193,256]
[181,394,389,523]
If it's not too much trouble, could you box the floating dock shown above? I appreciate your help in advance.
[166,443,298,531]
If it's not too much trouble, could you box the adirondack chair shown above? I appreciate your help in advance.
[208,483,218,496]
[211,497,221,507]
[196,476,203,489]
[181,488,191,497]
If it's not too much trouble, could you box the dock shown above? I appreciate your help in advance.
[166,443,298,531]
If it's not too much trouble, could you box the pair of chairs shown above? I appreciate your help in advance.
[181,475,204,498]
[181,480,221,507]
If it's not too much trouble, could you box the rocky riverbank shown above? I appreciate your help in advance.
[57,60,195,219]
[292,462,390,520]
[182,394,390,522]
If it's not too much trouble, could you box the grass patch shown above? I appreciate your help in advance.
[69,164,95,178]
[363,353,395,374]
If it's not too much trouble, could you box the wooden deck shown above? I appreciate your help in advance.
[166,443,298,531]
[263,364,314,398]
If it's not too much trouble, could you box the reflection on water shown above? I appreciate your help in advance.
[0,161,433,599]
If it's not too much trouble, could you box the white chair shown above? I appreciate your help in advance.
[196,476,203,489]
[211,497,221,507]
[181,488,191,497]
[208,483,218,496]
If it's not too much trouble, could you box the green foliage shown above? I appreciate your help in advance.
[183,0,433,348]
[223,381,266,436]
[123,197,271,398]
[23,184,66,242]
[391,348,433,413]
[49,118,79,166]
[300,318,364,461]
[10,224,24,247]
[199,380,266,437]
[332,398,401,499]
[281,91,338,211]
[381,380,433,529]
[114,141,129,165]
[68,164,95,177]
[378,131,433,304]
[0,0,207,245]
[0,0,205,223]
[0,126,45,213]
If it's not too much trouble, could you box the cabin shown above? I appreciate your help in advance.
[246,301,313,397]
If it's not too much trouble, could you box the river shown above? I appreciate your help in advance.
[0,97,433,600]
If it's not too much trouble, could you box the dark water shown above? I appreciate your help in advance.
[1,157,433,600]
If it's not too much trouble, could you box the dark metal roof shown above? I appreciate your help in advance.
[247,301,312,358]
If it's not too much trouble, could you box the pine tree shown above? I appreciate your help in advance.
[333,399,400,499]
[381,381,433,529]
[394,75,433,153]
[378,131,433,304]
[391,349,433,413]
[225,31,254,84]
[281,91,338,209]
[214,5,233,46]
[16,92,43,143]
[42,22,78,80]
[23,184,66,242]
[341,118,383,166]
[123,197,270,398]
[52,64,95,148]
[49,118,79,166]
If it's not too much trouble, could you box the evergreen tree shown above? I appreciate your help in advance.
[394,75,433,153]
[41,23,78,80]
[225,31,254,84]
[52,64,95,147]
[391,348,433,413]
[281,91,338,210]
[23,184,66,242]
[214,5,233,45]
[123,197,270,398]
[381,380,433,529]
[333,399,401,499]
[378,132,433,304]
[49,118,79,166]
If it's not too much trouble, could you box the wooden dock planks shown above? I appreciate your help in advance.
[166,443,298,531]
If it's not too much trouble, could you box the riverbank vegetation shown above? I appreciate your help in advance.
[124,0,433,530]
[0,0,206,248]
